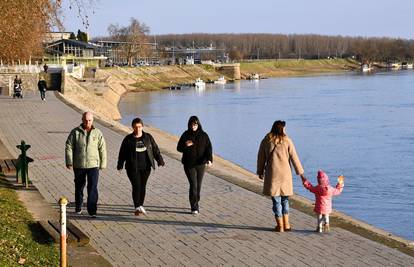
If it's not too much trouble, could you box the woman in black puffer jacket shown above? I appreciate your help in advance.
[177,116,213,214]
[117,117,164,216]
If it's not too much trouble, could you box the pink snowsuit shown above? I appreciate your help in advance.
[303,170,343,215]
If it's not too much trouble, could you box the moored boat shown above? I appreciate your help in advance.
[194,78,205,88]
[361,64,372,72]
[402,62,413,69]
[214,76,226,84]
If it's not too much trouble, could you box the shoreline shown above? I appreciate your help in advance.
[61,59,358,121]
[56,90,414,257]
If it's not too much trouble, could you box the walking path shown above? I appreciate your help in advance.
[0,92,413,266]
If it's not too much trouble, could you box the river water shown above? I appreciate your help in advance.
[119,70,414,241]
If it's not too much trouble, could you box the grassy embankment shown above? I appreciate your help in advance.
[127,59,359,90]
[0,177,59,266]
[65,59,359,120]
[240,58,359,78]
[129,64,222,91]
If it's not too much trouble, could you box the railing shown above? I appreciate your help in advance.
[0,64,42,74]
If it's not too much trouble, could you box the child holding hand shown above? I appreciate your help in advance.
[301,170,344,233]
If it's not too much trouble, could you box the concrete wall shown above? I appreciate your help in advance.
[61,72,127,120]
[214,63,241,80]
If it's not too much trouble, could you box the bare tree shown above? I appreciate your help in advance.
[155,33,414,62]
[108,18,150,66]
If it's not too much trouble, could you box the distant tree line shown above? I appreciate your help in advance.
[155,33,414,63]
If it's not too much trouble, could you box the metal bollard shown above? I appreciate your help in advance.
[59,197,69,267]
[16,140,33,188]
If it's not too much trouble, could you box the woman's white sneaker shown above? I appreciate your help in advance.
[139,206,147,215]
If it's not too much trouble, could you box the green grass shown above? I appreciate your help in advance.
[240,58,359,77]
[0,178,59,266]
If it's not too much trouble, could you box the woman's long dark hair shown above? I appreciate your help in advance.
[268,120,286,144]
[187,115,203,131]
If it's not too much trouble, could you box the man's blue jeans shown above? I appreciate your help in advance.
[74,168,99,215]
[271,196,289,218]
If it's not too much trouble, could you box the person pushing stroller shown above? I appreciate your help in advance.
[13,75,23,98]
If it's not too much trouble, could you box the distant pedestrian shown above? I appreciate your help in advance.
[43,64,48,73]
[37,76,47,101]
[177,116,213,214]
[257,120,305,232]
[12,75,23,98]
[301,170,344,233]
[14,75,22,86]
[65,112,107,218]
[117,117,165,216]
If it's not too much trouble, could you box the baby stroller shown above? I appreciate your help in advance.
[13,84,23,98]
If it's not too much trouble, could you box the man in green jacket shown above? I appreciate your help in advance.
[65,111,107,217]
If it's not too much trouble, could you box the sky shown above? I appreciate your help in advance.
[61,0,414,39]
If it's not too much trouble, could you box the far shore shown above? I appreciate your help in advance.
[130,58,360,91]
[61,58,359,121]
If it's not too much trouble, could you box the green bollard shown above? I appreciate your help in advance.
[16,140,33,188]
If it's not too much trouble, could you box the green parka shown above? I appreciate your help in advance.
[65,125,107,169]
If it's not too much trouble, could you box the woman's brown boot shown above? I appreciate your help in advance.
[283,214,291,231]
[274,217,284,232]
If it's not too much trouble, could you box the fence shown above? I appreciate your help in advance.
[0,64,42,74]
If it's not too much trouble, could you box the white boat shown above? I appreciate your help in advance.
[390,63,401,70]
[194,78,205,88]
[402,62,413,69]
[361,64,372,72]
[249,73,260,80]
[214,76,226,84]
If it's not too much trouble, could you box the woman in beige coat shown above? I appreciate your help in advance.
[257,120,305,232]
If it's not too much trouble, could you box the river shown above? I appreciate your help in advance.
[119,70,414,241]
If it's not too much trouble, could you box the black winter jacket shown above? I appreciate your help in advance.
[177,130,213,168]
[117,132,164,172]
[37,80,47,91]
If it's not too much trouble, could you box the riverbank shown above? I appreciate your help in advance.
[239,58,359,78]
[61,64,225,121]
[61,59,359,121]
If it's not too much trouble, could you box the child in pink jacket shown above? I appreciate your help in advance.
[301,170,344,233]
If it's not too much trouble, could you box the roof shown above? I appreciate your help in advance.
[46,39,96,49]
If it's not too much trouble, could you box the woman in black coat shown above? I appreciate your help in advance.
[177,116,213,214]
[117,117,164,216]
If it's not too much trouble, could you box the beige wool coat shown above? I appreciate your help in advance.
[257,135,304,196]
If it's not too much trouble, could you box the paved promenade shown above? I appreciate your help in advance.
[0,92,413,266]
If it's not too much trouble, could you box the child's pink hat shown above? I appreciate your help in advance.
[317,169,330,186]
